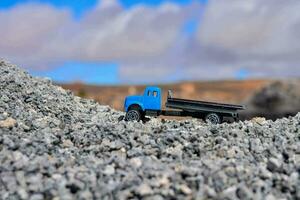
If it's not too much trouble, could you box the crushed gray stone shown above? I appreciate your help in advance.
[0,60,299,200]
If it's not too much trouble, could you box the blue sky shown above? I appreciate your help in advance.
[29,62,119,84]
[0,0,205,84]
[0,0,98,18]
[0,0,207,18]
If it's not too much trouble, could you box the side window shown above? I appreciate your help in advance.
[147,90,151,96]
[153,91,158,97]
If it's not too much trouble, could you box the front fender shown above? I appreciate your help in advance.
[125,102,144,112]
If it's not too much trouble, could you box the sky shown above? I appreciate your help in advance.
[0,0,299,84]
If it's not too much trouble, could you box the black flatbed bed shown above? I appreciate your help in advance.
[166,97,245,111]
[152,96,245,123]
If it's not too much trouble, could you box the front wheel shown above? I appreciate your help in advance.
[205,113,221,124]
[125,108,142,121]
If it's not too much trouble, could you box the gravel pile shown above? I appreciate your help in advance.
[0,60,300,200]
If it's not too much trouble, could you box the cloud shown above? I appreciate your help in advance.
[195,0,300,78]
[116,0,300,83]
[76,1,189,60]
[0,0,200,70]
[0,3,72,68]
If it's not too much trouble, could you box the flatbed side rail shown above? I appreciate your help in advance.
[165,102,240,115]
[167,98,245,110]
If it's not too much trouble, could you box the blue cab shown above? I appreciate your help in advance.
[124,86,161,113]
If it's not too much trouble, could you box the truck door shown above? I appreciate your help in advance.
[143,88,161,111]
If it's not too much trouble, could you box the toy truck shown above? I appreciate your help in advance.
[124,86,245,124]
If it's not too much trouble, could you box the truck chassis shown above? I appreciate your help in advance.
[142,97,244,124]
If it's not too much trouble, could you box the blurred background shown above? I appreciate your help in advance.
[1,0,299,119]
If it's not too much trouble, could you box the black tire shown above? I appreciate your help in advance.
[205,113,221,124]
[125,108,142,121]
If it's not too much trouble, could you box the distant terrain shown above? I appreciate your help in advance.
[59,79,300,120]
[60,80,269,110]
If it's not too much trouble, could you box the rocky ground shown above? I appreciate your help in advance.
[0,60,299,200]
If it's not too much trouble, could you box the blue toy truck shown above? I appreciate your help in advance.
[124,86,245,124]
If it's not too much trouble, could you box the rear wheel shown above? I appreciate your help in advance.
[125,108,142,121]
[205,113,221,124]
